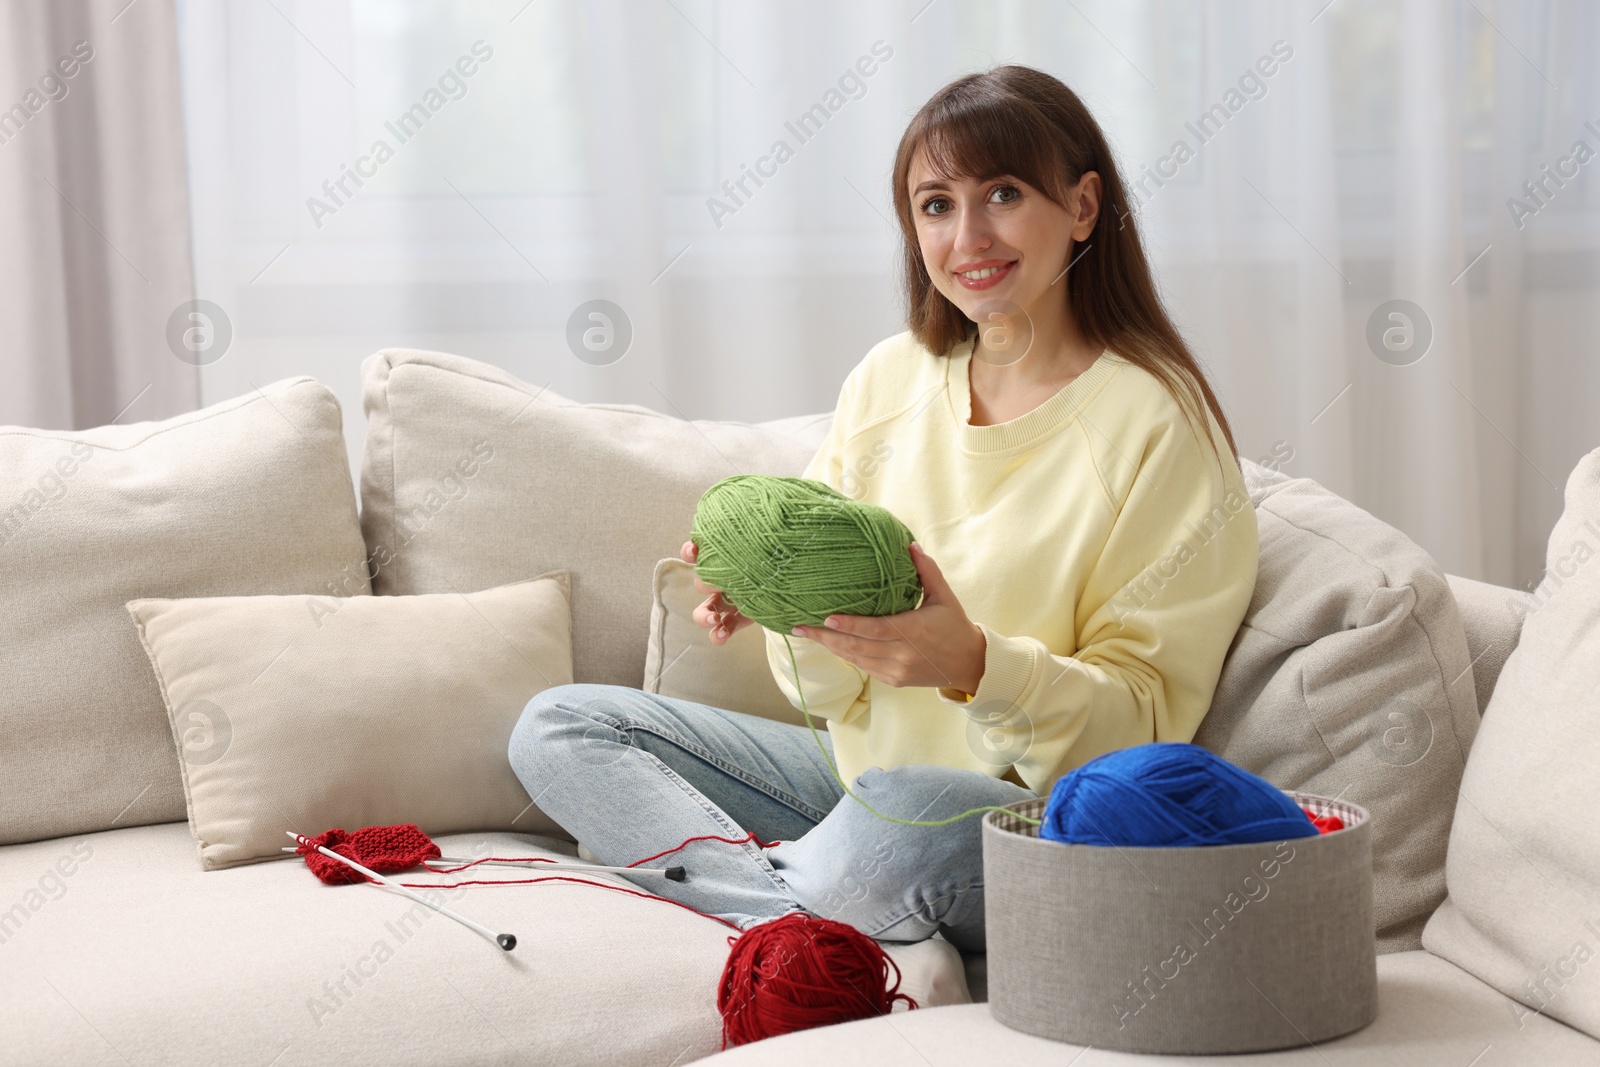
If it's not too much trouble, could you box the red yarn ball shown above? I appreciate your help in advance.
[716,912,918,1049]
[1300,807,1346,835]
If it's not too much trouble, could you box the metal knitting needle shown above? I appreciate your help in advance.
[424,855,688,882]
[285,832,516,951]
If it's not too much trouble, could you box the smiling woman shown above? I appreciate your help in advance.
[508,64,1259,958]
[890,65,1240,454]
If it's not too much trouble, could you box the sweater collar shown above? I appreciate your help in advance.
[946,334,1122,453]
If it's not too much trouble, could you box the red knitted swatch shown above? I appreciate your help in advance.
[295,824,441,885]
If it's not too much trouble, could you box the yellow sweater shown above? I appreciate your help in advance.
[764,329,1259,798]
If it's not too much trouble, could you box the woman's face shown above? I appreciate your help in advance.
[907,147,1100,349]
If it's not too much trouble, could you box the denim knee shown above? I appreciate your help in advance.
[508,682,624,778]
[851,763,1002,814]
[844,762,1024,860]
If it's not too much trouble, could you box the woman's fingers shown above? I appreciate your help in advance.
[683,543,752,635]
[682,531,746,644]
[710,613,753,645]
[695,592,740,628]
[693,591,753,644]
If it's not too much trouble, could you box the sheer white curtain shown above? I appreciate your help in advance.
[175,0,1598,590]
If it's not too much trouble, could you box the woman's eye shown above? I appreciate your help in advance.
[919,187,1015,215]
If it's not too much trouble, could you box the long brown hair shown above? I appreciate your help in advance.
[891,65,1240,465]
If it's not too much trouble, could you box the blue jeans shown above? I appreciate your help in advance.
[506,683,1035,950]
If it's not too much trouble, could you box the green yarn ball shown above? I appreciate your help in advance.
[690,475,923,634]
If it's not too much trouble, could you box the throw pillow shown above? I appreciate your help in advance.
[357,347,829,689]
[0,378,369,845]
[1422,446,1600,1039]
[642,556,806,725]
[125,574,574,870]
[1194,459,1481,952]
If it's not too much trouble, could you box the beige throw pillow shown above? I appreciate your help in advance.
[1422,447,1600,1039]
[125,575,574,870]
[1,378,370,846]
[358,348,829,690]
[642,557,806,725]
[1195,459,1481,952]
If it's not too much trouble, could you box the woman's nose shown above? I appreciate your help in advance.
[953,207,992,256]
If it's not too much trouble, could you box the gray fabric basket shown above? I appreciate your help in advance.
[983,791,1377,1054]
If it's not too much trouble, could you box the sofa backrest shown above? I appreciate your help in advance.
[1443,573,1533,716]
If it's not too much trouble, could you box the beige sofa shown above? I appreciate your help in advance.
[2,347,1594,1064]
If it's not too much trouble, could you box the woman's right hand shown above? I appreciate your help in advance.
[682,539,754,646]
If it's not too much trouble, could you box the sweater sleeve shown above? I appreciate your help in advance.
[934,411,1259,795]
[763,368,872,727]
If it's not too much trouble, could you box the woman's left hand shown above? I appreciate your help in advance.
[792,541,987,695]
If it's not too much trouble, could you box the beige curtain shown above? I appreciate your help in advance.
[0,0,196,430]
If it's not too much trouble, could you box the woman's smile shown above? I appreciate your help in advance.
[953,259,1016,290]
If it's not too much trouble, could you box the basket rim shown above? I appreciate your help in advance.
[984,790,1371,851]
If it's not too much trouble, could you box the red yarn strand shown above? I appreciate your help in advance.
[394,872,742,931]
[294,822,922,1048]
[422,855,564,874]
[291,826,792,932]
[626,830,779,868]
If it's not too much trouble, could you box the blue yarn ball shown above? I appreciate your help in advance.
[1039,743,1318,848]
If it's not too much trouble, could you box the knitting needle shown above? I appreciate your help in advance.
[425,855,688,882]
[285,832,517,951]
[277,847,687,882]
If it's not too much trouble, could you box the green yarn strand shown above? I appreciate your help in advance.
[691,474,1042,829]
[781,633,1042,829]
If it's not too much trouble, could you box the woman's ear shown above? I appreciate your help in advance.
[1071,171,1102,240]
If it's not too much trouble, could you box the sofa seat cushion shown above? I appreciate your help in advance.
[0,822,969,1066]
[698,951,1600,1064]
